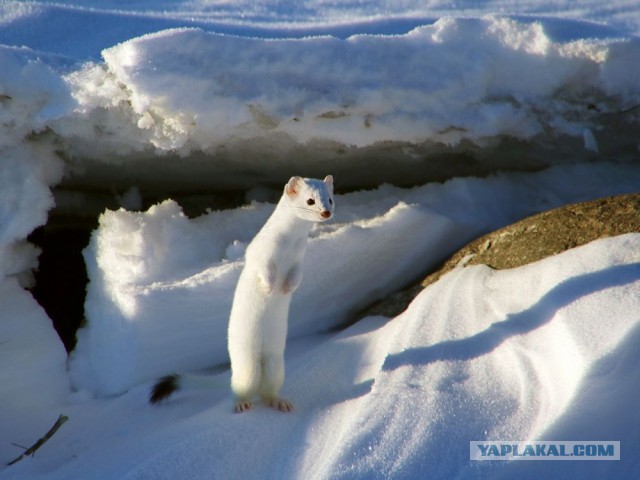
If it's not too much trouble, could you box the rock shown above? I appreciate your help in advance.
[366,192,640,318]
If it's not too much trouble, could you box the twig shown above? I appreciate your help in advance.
[7,415,69,466]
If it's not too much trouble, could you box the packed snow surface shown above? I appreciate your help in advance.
[4,234,640,479]
[3,1,640,58]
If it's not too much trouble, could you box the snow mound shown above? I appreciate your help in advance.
[311,234,640,479]
[70,162,640,396]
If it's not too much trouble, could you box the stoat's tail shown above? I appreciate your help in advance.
[149,373,224,404]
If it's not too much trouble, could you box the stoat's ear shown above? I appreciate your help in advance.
[323,175,333,189]
[285,176,303,197]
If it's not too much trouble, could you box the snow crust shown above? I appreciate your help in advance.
[55,16,640,173]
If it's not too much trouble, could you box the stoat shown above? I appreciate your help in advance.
[150,175,334,413]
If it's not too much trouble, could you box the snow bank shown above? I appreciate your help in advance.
[0,13,638,195]
[0,48,71,463]
[70,162,640,396]
[5,234,639,479]
[60,17,640,154]
[30,15,634,191]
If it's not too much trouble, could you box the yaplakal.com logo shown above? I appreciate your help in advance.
[470,441,620,461]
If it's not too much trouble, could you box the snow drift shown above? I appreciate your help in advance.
[69,162,640,397]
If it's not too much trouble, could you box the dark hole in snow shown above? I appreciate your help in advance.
[29,221,93,353]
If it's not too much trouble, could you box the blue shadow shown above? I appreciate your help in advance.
[382,262,640,371]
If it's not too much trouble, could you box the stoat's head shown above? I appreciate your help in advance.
[283,175,334,222]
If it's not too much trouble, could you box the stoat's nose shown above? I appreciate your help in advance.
[321,210,332,219]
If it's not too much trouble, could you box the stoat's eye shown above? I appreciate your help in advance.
[329,198,333,205]
[307,198,315,206]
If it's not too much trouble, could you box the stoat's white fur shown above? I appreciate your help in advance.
[149,175,334,411]
[228,175,334,412]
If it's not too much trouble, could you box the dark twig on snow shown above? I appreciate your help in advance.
[7,414,69,466]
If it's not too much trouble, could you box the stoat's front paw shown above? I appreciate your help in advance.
[259,264,278,294]
[258,273,275,294]
[281,281,294,295]
[282,265,302,294]
[260,280,274,294]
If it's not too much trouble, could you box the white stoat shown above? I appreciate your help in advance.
[150,175,334,413]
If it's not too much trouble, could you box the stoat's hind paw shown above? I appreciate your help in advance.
[265,397,294,413]
[234,400,252,413]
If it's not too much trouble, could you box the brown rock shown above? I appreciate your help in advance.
[366,192,640,318]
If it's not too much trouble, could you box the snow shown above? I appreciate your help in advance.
[3,1,640,55]
[3,7,640,190]
[0,278,69,467]
[4,235,640,479]
[44,15,640,191]
[0,49,67,283]
[81,19,634,151]
[70,161,640,397]
[0,47,70,476]
[1,0,640,479]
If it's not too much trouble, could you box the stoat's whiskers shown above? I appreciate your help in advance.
[283,205,332,216]
[283,205,315,213]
